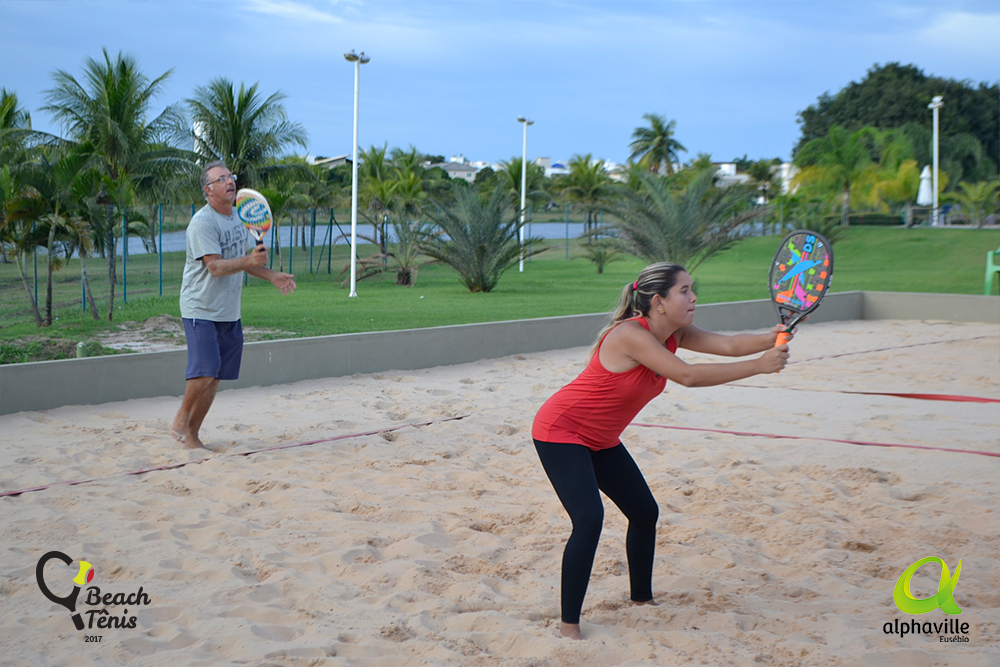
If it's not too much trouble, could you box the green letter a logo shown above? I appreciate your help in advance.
[893,557,962,615]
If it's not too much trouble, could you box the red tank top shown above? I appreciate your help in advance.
[532,317,677,451]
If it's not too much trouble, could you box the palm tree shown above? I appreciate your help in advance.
[18,146,97,325]
[258,186,310,272]
[43,48,189,319]
[794,125,872,227]
[628,113,686,175]
[560,154,613,237]
[0,165,46,325]
[495,157,549,211]
[1,89,39,265]
[1,88,35,166]
[946,180,999,229]
[422,183,545,293]
[745,159,783,203]
[602,169,765,272]
[187,78,307,186]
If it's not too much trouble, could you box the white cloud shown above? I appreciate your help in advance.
[919,10,1000,62]
[245,0,347,25]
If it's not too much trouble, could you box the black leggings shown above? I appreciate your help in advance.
[533,439,658,624]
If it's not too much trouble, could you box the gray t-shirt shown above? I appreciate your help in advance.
[179,204,253,321]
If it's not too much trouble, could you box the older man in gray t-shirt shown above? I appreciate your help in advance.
[170,161,295,450]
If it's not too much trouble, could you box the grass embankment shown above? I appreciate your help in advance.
[1,227,997,363]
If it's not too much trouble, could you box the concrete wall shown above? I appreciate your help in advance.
[2,291,996,415]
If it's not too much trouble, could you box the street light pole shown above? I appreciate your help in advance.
[345,50,370,296]
[517,117,533,272]
[928,95,944,227]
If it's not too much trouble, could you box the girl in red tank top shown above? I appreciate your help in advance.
[532,262,792,640]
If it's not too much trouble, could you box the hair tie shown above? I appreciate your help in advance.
[633,281,638,291]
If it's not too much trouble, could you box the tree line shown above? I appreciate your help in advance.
[2,52,997,330]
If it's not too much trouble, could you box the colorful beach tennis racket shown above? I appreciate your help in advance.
[235,188,273,246]
[769,229,834,348]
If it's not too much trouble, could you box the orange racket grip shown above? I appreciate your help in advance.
[774,330,792,348]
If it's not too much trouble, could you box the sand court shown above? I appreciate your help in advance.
[1,319,998,666]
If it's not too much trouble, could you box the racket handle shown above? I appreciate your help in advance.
[775,330,792,348]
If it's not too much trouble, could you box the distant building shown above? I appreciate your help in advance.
[778,163,797,194]
[311,155,352,169]
[713,163,752,188]
[534,157,568,177]
[428,157,478,182]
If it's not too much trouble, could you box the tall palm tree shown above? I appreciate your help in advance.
[794,125,872,227]
[43,48,189,319]
[1,89,40,265]
[495,157,548,211]
[560,154,613,237]
[187,78,307,186]
[43,49,187,186]
[18,146,97,325]
[1,88,34,166]
[628,113,686,175]
[0,164,46,325]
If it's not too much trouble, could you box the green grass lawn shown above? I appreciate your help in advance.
[1,227,997,362]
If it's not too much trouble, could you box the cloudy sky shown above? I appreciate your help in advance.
[2,1,997,166]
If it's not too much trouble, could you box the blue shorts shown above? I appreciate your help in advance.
[183,319,243,381]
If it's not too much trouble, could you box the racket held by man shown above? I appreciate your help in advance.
[235,188,273,247]
[769,229,834,349]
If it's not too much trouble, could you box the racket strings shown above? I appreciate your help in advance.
[238,199,271,228]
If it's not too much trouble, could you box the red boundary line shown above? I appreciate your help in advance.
[630,422,1000,458]
[727,384,1000,404]
[0,415,470,499]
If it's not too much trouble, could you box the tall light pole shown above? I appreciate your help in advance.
[345,50,370,296]
[928,95,944,227]
[517,117,533,272]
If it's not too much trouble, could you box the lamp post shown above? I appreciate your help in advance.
[517,117,533,272]
[928,95,944,227]
[345,50,370,296]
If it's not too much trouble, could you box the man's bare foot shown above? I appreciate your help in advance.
[168,428,185,444]
[182,433,206,450]
[560,622,582,640]
[629,598,660,607]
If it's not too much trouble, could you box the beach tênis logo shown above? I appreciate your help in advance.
[36,550,150,634]
[893,556,962,615]
[36,551,93,630]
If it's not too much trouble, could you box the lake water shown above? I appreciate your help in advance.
[116,221,597,256]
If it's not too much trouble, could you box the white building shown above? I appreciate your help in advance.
[428,157,478,182]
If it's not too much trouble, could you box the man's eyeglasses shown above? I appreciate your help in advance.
[208,173,237,187]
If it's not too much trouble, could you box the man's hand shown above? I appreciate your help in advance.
[248,244,268,267]
[272,273,296,295]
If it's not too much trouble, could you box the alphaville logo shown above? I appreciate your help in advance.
[36,551,151,633]
[884,556,970,643]
[893,556,961,615]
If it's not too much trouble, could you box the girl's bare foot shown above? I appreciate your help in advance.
[629,598,659,607]
[560,622,582,640]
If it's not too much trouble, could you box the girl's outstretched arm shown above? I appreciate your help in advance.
[610,323,788,387]
[675,324,790,357]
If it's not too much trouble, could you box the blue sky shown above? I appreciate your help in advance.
[2,1,998,166]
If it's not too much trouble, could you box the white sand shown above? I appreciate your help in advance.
[1,319,998,666]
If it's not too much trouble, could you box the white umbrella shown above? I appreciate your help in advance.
[917,165,933,206]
